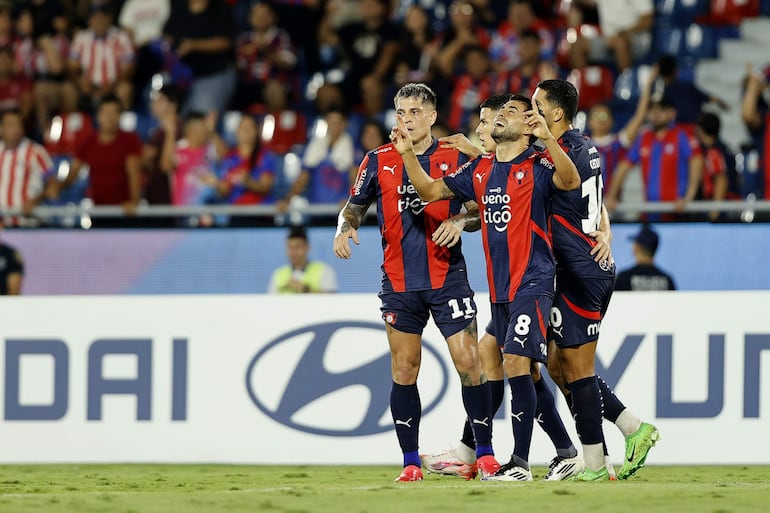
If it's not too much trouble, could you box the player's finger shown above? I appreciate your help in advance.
[351,230,360,245]
[432,225,448,244]
[531,97,538,113]
[445,233,460,248]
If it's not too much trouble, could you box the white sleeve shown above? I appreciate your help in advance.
[266,271,279,293]
[319,263,338,293]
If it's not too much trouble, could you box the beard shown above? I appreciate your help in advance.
[492,125,521,143]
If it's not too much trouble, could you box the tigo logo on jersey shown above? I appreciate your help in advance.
[246,321,449,436]
[397,183,429,214]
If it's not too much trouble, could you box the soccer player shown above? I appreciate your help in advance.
[391,94,581,481]
[333,83,501,482]
[422,94,585,481]
[532,79,659,480]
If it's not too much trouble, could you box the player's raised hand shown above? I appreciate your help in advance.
[439,133,480,157]
[333,226,359,259]
[390,115,414,155]
[526,98,553,141]
[589,230,612,263]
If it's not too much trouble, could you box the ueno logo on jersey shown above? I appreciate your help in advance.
[481,190,512,231]
[246,321,449,436]
[397,183,429,214]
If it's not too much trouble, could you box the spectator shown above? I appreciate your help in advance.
[0,47,33,123]
[233,1,297,111]
[605,96,703,220]
[353,117,388,171]
[211,114,278,227]
[571,0,653,72]
[163,0,237,116]
[435,0,490,80]
[15,6,78,136]
[335,0,400,110]
[587,65,656,194]
[69,1,135,110]
[495,28,558,97]
[0,4,12,48]
[279,107,354,215]
[488,0,555,72]
[657,54,727,126]
[259,79,306,156]
[142,83,182,208]
[0,109,53,225]
[694,112,739,222]
[446,45,495,132]
[740,63,769,200]
[267,225,338,294]
[118,0,171,107]
[160,111,219,213]
[0,236,23,294]
[615,224,676,291]
[58,95,142,222]
[393,5,441,89]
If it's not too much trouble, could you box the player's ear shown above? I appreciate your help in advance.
[429,109,437,126]
[551,107,564,123]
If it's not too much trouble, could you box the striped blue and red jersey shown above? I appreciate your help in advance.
[549,129,614,279]
[623,124,701,202]
[349,139,470,292]
[592,133,628,194]
[442,147,556,304]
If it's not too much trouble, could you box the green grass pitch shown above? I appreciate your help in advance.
[1,465,769,513]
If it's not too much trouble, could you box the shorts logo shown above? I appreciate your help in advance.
[246,321,449,436]
[513,336,527,348]
[383,312,398,325]
[599,259,613,272]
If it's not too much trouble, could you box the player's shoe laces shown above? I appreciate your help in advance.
[395,465,423,482]
[484,459,533,482]
[420,443,476,477]
[567,466,612,482]
[617,422,660,480]
[543,455,585,481]
[475,455,501,480]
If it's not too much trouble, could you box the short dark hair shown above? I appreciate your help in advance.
[536,79,578,122]
[697,112,720,137]
[480,94,515,111]
[288,225,308,241]
[394,83,437,109]
[508,94,532,108]
[97,94,122,110]
[519,28,541,43]
[0,108,22,122]
[184,111,207,123]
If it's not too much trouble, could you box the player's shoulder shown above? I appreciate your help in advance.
[368,142,397,158]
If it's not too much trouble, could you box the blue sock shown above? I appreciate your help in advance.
[567,376,605,446]
[461,379,504,450]
[534,378,577,457]
[508,375,536,466]
[462,382,493,457]
[597,375,625,423]
[391,382,421,467]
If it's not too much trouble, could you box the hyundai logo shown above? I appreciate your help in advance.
[246,321,450,436]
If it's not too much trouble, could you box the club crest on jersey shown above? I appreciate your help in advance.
[383,312,398,325]
[437,161,451,175]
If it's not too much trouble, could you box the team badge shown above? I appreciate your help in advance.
[383,312,398,325]
[599,259,612,272]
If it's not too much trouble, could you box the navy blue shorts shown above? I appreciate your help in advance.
[549,271,614,348]
[489,291,552,363]
[379,275,476,339]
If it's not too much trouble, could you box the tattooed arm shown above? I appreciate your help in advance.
[333,200,370,259]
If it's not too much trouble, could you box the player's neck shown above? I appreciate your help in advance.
[412,135,433,155]
[494,138,529,162]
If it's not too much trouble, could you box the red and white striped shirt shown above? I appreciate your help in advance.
[70,27,134,87]
[0,138,53,209]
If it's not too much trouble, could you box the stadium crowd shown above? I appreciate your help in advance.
[0,0,767,228]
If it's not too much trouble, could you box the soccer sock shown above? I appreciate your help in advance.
[461,379,504,451]
[567,376,606,471]
[508,375,537,469]
[391,382,421,467]
[615,409,643,438]
[597,375,626,423]
[533,378,578,458]
[462,382,493,457]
